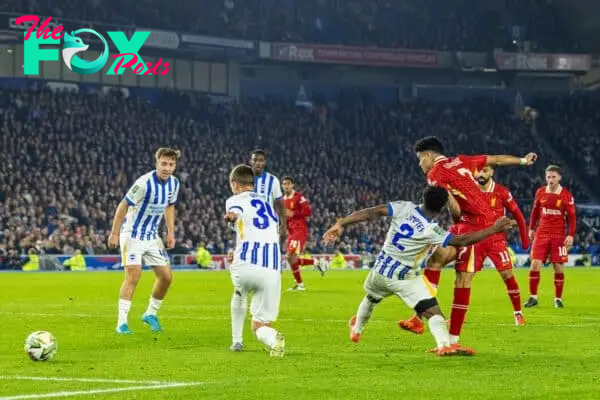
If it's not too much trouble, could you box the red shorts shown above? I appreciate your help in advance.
[531,235,567,264]
[450,223,511,272]
[286,232,307,256]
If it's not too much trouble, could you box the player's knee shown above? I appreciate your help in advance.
[553,263,564,273]
[414,298,439,318]
[499,269,513,281]
[530,260,542,271]
[125,268,142,285]
[454,271,473,288]
[366,294,382,304]
[251,319,271,332]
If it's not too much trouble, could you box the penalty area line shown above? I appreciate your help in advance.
[0,382,205,400]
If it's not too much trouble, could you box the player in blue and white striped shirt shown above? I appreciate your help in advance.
[108,147,181,335]
[225,164,285,357]
[250,149,286,232]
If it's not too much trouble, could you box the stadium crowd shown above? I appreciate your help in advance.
[0,87,597,265]
[1,0,579,52]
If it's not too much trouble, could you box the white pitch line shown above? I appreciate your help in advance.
[0,311,597,328]
[0,376,166,385]
[0,382,204,400]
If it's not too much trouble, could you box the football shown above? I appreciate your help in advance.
[24,331,58,361]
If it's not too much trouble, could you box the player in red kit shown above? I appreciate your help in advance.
[282,176,323,291]
[525,165,576,308]
[398,136,537,353]
[475,166,530,325]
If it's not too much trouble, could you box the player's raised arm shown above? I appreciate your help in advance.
[449,217,515,247]
[322,204,389,244]
[486,152,537,167]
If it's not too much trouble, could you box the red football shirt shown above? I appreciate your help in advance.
[481,180,529,248]
[529,186,576,238]
[282,191,311,236]
[427,155,493,227]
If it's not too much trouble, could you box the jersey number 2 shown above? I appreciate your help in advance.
[392,224,415,251]
[251,199,278,229]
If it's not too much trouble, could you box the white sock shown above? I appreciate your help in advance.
[531,295,538,299]
[145,297,163,316]
[450,334,460,345]
[255,326,278,348]
[117,299,131,327]
[231,292,247,344]
[354,296,376,333]
[428,315,451,349]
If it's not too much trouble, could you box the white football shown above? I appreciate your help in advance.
[24,331,58,361]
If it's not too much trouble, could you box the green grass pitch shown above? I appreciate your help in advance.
[1,268,599,399]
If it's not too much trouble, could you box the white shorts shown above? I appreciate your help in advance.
[363,270,437,309]
[120,237,170,267]
[230,264,281,323]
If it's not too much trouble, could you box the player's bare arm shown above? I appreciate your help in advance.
[486,152,537,167]
[108,199,129,248]
[274,198,288,236]
[322,204,388,243]
[164,205,176,249]
[447,192,461,223]
[449,217,515,247]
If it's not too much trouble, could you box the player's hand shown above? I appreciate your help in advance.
[224,212,238,223]
[285,209,294,217]
[166,233,175,249]
[528,229,535,241]
[564,235,574,249]
[322,222,344,244]
[523,152,538,166]
[521,236,531,251]
[108,232,119,249]
[492,217,515,233]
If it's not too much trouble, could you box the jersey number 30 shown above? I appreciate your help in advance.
[392,224,415,251]
[251,199,278,229]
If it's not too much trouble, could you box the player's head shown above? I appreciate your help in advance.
[250,149,267,175]
[229,164,255,194]
[414,136,444,174]
[422,186,449,216]
[281,176,295,195]
[476,165,495,186]
[545,165,562,188]
[154,147,181,181]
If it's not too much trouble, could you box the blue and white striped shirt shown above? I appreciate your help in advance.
[121,171,180,241]
[226,191,281,271]
[253,171,282,206]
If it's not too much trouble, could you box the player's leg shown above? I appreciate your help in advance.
[117,265,142,334]
[116,238,142,334]
[525,236,549,307]
[550,238,567,307]
[397,245,456,334]
[286,237,305,291]
[489,245,525,325]
[447,243,481,351]
[229,269,248,351]
[250,270,284,357]
[141,246,172,332]
[350,271,388,342]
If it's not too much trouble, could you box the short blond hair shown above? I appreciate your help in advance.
[545,165,561,174]
[155,147,181,161]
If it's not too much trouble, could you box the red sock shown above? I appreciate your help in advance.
[504,276,522,313]
[424,269,441,287]
[554,272,564,299]
[299,259,315,266]
[291,260,303,284]
[529,270,540,296]
[449,288,471,337]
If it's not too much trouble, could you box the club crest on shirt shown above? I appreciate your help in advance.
[556,199,562,207]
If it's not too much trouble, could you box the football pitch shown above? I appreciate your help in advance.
[1,268,599,400]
